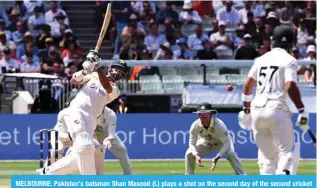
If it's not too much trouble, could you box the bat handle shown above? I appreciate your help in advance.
[307,129,316,144]
[94,47,99,53]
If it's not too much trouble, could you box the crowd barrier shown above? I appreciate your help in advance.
[184,83,317,113]
[0,113,315,160]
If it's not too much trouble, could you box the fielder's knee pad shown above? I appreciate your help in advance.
[75,132,96,175]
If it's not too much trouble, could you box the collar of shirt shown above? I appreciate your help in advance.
[271,47,287,53]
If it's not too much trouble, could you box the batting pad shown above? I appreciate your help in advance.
[75,132,96,175]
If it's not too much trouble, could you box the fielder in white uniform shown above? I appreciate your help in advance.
[185,102,245,175]
[238,25,311,175]
[37,50,128,175]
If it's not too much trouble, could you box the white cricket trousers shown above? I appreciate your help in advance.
[251,106,294,175]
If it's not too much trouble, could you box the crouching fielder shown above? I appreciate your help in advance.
[185,102,245,175]
[94,106,133,175]
[238,25,310,175]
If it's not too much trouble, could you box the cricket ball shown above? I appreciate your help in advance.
[227,85,233,91]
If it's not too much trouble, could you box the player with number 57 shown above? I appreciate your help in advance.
[238,25,313,175]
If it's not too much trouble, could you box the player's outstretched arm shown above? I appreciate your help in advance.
[287,82,304,109]
[97,68,113,93]
[188,123,204,167]
[188,123,199,157]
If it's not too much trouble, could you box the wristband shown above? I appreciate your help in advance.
[298,107,305,113]
[242,94,253,102]
[243,107,250,114]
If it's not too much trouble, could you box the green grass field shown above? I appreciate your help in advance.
[0,160,315,187]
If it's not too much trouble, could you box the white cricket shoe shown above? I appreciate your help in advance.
[35,168,45,175]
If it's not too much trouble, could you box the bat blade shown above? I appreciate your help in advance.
[307,129,316,148]
[95,3,111,52]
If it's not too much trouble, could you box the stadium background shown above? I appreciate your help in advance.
[0,0,316,183]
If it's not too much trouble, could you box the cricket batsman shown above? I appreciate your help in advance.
[185,102,245,175]
[43,50,127,175]
[238,25,311,175]
[36,56,129,175]
[38,106,133,175]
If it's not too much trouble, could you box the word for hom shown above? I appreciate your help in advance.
[1,127,313,146]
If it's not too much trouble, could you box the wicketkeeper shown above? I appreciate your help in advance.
[185,102,245,175]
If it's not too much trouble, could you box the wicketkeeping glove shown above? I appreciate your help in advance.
[238,111,252,130]
[103,138,112,149]
[296,112,309,132]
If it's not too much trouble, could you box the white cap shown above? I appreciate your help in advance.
[306,45,316,53]
[267,11,277,19]
[183,2,192,9]
[65,29,73,34]
[243,33,252,39]
[218,20,226,27]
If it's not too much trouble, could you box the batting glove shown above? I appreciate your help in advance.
[238,110,252,130]
[296,111,309,132]
[82,61,95,74]
[83,50,101,73]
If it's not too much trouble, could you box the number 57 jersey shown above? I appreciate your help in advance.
[248,48,298,110]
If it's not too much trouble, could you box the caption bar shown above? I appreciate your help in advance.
[11,175,315,188]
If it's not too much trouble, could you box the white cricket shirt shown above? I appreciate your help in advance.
[69,73,120,118]
[248,48,298,109]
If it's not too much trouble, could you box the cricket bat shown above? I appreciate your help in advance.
[307,129,316,148]
[95,3,112,53]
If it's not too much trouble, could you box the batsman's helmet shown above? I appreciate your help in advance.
[272,25,294,49]
[108,59,129,81]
